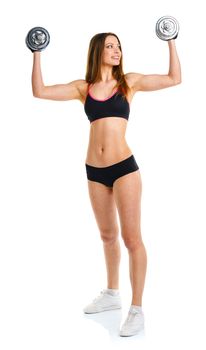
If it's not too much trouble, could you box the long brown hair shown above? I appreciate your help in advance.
[85,32,130,97]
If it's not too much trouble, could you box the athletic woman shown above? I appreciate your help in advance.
[31,32,181,336]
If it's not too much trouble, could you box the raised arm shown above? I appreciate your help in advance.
[32,51,86,101]
[125,39,181,92]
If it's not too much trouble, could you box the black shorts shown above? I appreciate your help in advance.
[85,154,139,188]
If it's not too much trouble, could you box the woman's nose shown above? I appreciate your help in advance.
[114,47,120,54]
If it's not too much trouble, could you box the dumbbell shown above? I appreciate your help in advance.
[25,27,50,52]
[156,16,179,41]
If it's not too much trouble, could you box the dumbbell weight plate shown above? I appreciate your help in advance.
[26,27,50,52]
[156,16,179,41]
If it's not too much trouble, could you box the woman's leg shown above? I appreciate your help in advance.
[87,180,121,289]
[113,170,147,306]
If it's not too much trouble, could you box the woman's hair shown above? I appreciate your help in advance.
[85,32,130,97]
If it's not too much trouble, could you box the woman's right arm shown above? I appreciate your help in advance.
[32,52,86,101]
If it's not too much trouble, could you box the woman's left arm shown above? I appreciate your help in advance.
[126,40,182,92]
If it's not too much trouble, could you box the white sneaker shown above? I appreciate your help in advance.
[120,305,144,337]
[83,289,122,314]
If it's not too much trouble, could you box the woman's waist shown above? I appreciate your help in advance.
[85,143,133,167]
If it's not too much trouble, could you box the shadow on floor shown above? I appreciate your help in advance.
[83,309,145,341]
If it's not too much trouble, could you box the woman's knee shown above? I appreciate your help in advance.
[100,227,119,244]
[122,232,143,251]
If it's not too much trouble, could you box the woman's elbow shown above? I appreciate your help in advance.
[172,77,182,86]
[169,73,182,86]
[176,77,182,85]
[174,73,182,85]
[33,91,40,98]
[32,89,44,99]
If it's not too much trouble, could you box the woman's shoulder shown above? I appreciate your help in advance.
[74,79,89,93]
[124,72,142,88]
[71,79,89,103]
[71,79,87,89]
[124,73,147,96]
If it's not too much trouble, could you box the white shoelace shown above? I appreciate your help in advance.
[93,290,105,303]
[124,309,143,325]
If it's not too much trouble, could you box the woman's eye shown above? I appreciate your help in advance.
[106,45,121,49]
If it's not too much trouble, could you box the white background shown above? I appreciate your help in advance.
[1,0,206,349]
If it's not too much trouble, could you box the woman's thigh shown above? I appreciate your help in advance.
[113,170,142,240]
[87,180,119,238]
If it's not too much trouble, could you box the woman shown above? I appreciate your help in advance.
[31,32,181,337]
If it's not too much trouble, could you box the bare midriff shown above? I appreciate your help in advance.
[85,116,133,167]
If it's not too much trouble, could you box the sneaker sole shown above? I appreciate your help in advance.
[84,305,122,314]
[119,325,144,337]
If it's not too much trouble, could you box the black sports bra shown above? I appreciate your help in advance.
[84,85,130,123]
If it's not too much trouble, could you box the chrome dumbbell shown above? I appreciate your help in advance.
[25,27,50,52]
[156,16,179,41]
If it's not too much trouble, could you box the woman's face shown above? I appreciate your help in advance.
[102,35,121,66]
